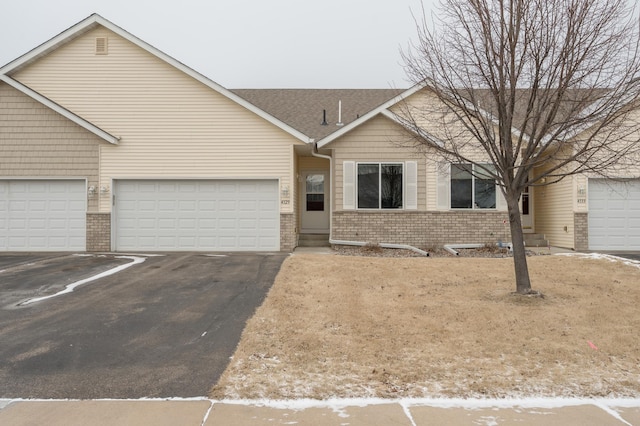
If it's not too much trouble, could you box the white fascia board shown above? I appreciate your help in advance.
[1,14,312,144]
[0,75,120,144]
[316,83,426,148]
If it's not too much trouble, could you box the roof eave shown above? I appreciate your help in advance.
[0,75,120,144]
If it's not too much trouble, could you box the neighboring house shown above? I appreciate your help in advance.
[1,14,639,253]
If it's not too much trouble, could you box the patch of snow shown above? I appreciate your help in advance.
[556,252,640,269]
[212,397,640,413]
[200,400,215,426]
[593,402,633,426]
[19,255,146,306]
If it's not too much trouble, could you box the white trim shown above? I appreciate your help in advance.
[405,161,418,210]
[0,14,311,144]
[436,162,450,211]
[0,75,120,144]
[342,161,356,210]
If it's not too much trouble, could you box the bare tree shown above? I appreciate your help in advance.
[399,0,640,294]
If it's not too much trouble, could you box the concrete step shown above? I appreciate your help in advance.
[523,233,549,247]
[298,233,330,247]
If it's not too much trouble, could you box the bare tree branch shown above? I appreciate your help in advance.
[399,0,640,293]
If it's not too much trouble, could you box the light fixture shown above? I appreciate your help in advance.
[100,186,110,195]
[88,186,96,196]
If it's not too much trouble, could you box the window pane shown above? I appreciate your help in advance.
[475,164,496,208]
[306,174,324,194]
[306,193,324,211]
[381,164,403,209]
[451,164,472,208]
[475,178,496,208]
[357,164,379,208]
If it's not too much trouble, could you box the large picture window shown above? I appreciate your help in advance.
[450,164,496,209]
[357,163,403,209]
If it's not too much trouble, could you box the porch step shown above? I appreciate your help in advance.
[523,233,549,247]
[298,233,330,247]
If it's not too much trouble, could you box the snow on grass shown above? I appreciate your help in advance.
[557,252,640,269]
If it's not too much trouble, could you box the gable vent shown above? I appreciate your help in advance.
[95,37,108,55]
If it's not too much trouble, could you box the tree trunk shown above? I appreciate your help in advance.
[506,194,533,294]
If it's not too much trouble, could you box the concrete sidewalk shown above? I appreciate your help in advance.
[1,398,638,425]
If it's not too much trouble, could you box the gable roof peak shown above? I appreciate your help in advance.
[0,13,312,144]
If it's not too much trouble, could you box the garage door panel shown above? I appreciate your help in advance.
[219,200,237,211]
[9,200,27,212]
[178,200,196,211]
[219,218,235,229]
[260,218,278,228]
[198,200,216,211]
[198,218,216,229]
[1,180,86,251]
[239,183,257,193]
[114,180,279,251]
[9,218,26,230]
[8,237,27,249]
[589,179,640,250]
[219,183,237,193]
[239,218,257,229]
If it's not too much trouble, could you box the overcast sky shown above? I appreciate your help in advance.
[0,0,438,89]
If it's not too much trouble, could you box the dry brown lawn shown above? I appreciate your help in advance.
[210,253,640,400]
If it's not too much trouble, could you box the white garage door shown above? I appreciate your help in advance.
[114,180,280,251]
[588,179,640,250]
[0,180,86,251]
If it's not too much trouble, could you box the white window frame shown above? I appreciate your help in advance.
[356,162,405,210]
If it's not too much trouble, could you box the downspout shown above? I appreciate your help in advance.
[444,242,513,256]
[311,143,429,257]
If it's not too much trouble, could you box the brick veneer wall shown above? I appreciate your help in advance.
[86,213,111,252]
[333,211,511,249]
[280,213,296,251]
[574,212,589,251]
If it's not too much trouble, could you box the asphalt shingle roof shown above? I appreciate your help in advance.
[232,89,404,141]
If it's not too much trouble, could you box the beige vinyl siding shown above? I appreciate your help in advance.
[534,172,575,249]
[0,82,101,211]
[12,27,302,214]
[331,115,425,210]
[390,90,489,160]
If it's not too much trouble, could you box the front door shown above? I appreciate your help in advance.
[521,184,534,232]
[301,171,329,233]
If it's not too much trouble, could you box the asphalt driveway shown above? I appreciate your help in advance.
[0,252,287,399]
[613,252,640,261]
